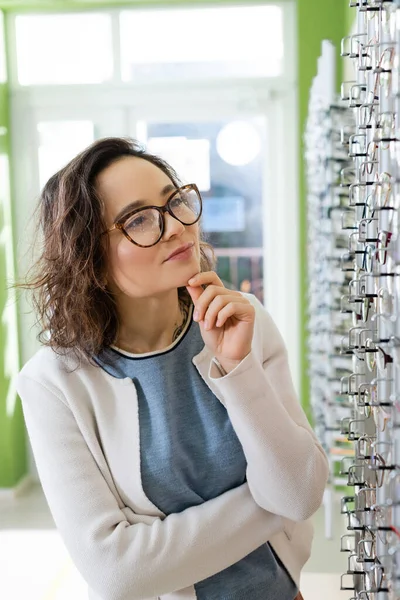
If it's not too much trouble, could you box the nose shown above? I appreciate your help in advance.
[162,210,186,240]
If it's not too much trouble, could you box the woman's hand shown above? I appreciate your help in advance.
[186,271,255,374]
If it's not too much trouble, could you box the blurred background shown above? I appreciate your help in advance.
[0,2,356,600]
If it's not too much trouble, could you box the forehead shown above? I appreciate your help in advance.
[96,156,173,216]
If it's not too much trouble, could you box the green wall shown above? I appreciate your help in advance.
[0,9,27,489]
[0,0,351,487]
[298,1,349,421]
[345,0,356,34]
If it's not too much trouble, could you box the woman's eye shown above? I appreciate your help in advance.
[171,196,183,208]
[172,194,191,209]
[126,214,146,230]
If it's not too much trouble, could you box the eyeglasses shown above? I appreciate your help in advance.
[375,112,398,148]
[102,183,202,248]
[309,3,400,594]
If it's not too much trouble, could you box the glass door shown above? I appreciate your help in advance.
[12,95,299,394]
[33,107,126,189]
[13,107,126,364]
[13,106,126,479]
[132,116,268,304]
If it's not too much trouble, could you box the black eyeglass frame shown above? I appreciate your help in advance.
[103,183,203,248]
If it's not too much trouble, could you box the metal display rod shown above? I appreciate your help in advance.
[306,2,400,598]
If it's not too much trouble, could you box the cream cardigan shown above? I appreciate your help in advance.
[16,294,329,600]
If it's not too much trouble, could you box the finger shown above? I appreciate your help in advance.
[204,295,248,330]
[186,285,203,305]
[187,271,224,289]
[191,285,240,322]
[214,301,255,328]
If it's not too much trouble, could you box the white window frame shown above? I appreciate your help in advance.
[7,2,300,394]
[6,3,296,89]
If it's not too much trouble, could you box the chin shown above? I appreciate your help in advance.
[173,260,200,287]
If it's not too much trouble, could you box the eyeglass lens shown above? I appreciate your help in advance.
[123,186,202,247]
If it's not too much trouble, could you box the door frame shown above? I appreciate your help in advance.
[7,1,300,390]
[11,84,300,393]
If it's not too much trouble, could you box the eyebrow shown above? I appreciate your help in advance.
[113,183,177,223]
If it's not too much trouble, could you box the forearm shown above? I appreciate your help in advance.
[210,351,329,521]
[18,375,284,600]
[108,484,283,600]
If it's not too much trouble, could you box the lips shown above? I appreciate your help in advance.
[165,242,194,261]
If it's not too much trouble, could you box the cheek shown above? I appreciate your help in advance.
[190,223,200,245]
[108,237,158,278]
[192,224,201,255]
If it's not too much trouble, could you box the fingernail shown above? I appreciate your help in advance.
[193,310,199,321]
[204,320,209,330]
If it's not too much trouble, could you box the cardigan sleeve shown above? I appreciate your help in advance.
[17,374,284,600]
[208,294,329,522]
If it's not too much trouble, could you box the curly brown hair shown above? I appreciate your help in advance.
[19,137,216,363]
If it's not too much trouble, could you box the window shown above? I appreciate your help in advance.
[120,5,284,84]
[37,121,94,189]
[15,13,113,85]
[138,119,266,301]
[0,11,6,83]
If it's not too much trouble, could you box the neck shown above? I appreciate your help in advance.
[114,291,190,354]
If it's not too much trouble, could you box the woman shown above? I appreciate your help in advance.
[17,137,328,600]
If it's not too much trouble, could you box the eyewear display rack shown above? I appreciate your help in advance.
[305,41,356,541]
[306,2,400,598]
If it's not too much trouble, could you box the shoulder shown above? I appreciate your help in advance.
[16,346,92,393]
[19,346,72,377]
[18,346,65,377]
